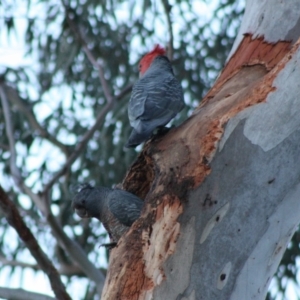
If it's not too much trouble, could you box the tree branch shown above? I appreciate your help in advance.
[42,4,133,194]
[0,143,9,151]
[0,84,105,294]
[161,0,174,60]
[0,83,22,186]
[42,99,114,194]
[0,186,71,300]
[46,211,105,294]
[0,255,40,271]
[62,1,113,103]
[0,255,85,277]
[2,83,69,155]
[115,84,133,102]
[0,287,55,300]
[0,83,48,214]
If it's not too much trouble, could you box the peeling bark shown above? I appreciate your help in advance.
[102,0,300,299]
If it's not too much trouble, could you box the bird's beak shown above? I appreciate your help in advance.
[74,207,89,218]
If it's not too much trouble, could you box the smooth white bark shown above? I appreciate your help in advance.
[229,0,300,59]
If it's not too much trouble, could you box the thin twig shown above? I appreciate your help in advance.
[0,186,71,300]
[0,255,40,270]
[0,84,22,185]
[0,255,84,276]
[161,0,174,61]
[0,287,55,300]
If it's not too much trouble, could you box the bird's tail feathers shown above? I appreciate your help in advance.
[125,129,151,148]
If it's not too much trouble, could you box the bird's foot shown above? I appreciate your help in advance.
[149,126,173,143]
[156,126,172,135]
[100,242,117,250]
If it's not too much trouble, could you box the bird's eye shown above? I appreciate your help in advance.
[139,64,142,69]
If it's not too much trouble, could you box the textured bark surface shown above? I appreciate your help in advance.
[102,1,300,299]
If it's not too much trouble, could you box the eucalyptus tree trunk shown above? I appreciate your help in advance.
[102,0,300,299]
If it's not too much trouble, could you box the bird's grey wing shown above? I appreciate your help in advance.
[108,190,144,227]
[142,75,184,122]
[128,73,184,132]
[128,81,148,125]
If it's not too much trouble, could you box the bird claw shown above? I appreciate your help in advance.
[149,126,172,143]
[100,242,117,250]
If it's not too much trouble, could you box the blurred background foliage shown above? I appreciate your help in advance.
[0,0,299,299]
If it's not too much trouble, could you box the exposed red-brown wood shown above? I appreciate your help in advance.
[201,34,292,106]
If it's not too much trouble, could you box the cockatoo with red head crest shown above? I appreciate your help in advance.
[125,45,185,148]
